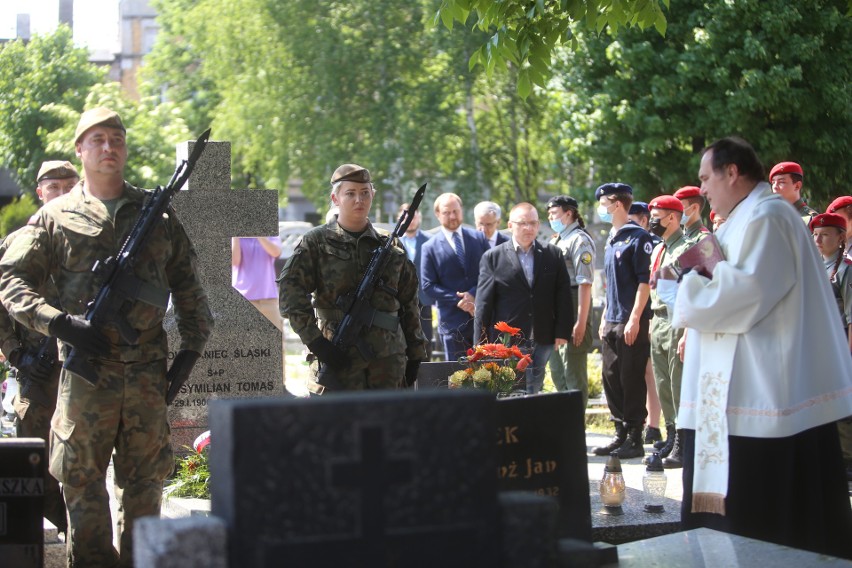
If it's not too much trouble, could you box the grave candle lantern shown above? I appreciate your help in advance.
[642,451,667,513]
[599,452,626,515]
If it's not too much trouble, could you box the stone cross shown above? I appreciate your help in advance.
[164,138,284,453]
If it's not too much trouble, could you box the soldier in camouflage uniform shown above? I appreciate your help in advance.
[278,164,427,392]
[0,160,79,535]
[673,186,712,239]
[545,195,596,408]
[769,161,817,226]
[0,108,213,567]
[646,195,694,468]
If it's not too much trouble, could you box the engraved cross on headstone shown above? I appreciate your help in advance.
[164,138,285,453]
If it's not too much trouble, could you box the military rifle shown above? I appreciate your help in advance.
[315,182,427,393]
[64,129,211,385]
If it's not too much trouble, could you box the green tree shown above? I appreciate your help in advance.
[436,0,669,97]
[42,83,192,190]
[552,0,852,207]
[0,26,104,192]
[0,194,38,238]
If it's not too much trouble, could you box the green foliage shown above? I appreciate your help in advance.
[164,448,210,500]
[0,26,104,191]
[436,0,669,96]
[552,0,852,206]
[0,194,38,238]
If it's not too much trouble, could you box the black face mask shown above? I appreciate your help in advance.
[649,217,667,237]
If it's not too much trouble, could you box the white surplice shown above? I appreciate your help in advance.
[672,182,852,512]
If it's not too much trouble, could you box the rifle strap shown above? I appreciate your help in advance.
[113,271,170,308]
[315,308,400,332]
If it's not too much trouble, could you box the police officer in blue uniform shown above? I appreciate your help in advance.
[591,182,653,460]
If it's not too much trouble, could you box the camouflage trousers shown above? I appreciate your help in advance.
[313,351,407,392]
[548,288,592,408]
[50,358,173,568]
[14,365,67,533]
[650,314,685,427]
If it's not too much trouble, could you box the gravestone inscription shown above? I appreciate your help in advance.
[496,391,592,542]
[210,390,500,568]
[0,438,44,568]
[164,139,284,453]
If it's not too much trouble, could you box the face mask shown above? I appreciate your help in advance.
[597,204,613,224]
[550,219,566,233]
[649,217,667,237]
[681,205,693,226]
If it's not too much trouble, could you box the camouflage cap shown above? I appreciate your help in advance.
[74,107,126,143]
[330,164,371,185]
[36,160,79,183]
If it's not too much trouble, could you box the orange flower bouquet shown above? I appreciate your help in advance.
[448,321,532,396]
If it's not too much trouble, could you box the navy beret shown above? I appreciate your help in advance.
[546,195,579,210]
[628,201,649,215]
[595,182,633,200]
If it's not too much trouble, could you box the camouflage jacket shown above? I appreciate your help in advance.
[0,228,60,358]
[0,181,213,361]
[279,219,427,361]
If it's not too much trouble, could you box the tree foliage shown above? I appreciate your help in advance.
[0,26,104,192]
[436,0,669,97]
[0,194,38,238]
[552,0,852,207]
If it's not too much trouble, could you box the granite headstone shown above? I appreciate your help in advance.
[210,390,500,568]
[0,438,44,568]
[164,139,284,453]
[495,391,592,541]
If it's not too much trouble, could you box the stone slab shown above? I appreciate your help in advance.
[0,438,45,568]
[165,139,285,454]
[210,390,500,568]
[134,515,227,568]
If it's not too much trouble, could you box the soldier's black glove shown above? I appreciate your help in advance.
[166,350,201,405]
[9,347,54,382]
[307,337,350,371]
[404,360,422,387]
[49,314,110,357]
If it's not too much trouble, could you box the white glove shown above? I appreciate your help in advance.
[656,279,679,317]
[2,377,18,414]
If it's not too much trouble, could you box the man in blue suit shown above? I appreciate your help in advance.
[399,203,434,359]
[421,193,490,361]
[474,201,510,249]
[474,203,573,393]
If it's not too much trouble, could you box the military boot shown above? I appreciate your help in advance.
[614,425,645,460]
[662,430,683,469]
[659,425,677,458]
[644,426,662,444]
[592,421,627,456]
[654,424,675,450]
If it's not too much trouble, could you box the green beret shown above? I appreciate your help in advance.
[330,163,371,185]
[37,160,79,183]
[75,107,126,143]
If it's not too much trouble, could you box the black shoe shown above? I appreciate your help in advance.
[654,424,675,450]
[662,430,683,469]
[614,427,645,460]
[644,426,662,444]
[592,423,627,456]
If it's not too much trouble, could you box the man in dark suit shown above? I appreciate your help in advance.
[474,203,573,393]
[474,201,510,249]
[421,193,490,361]
[399,203,433,359]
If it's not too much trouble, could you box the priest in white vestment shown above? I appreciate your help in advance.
[672,137,852,559]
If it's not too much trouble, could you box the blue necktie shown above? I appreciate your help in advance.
[452,231,466,270]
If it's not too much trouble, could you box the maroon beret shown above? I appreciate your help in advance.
[769,162,803,180]
[673,186,701,200]
[827,196,852,214]
[649,195,684,212]
[809,213,847,233]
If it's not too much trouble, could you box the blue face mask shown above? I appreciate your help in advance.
[597,204,613,224]
[549,219,566,233]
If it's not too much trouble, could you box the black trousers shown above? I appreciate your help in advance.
[420,304,433,359]
[600,319,650,427]
[681,424,852,560]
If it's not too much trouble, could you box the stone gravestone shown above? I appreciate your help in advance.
[495,391,592,542]
[164,139,284,453]
[0,438,44,568]
[210,390,500,568]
